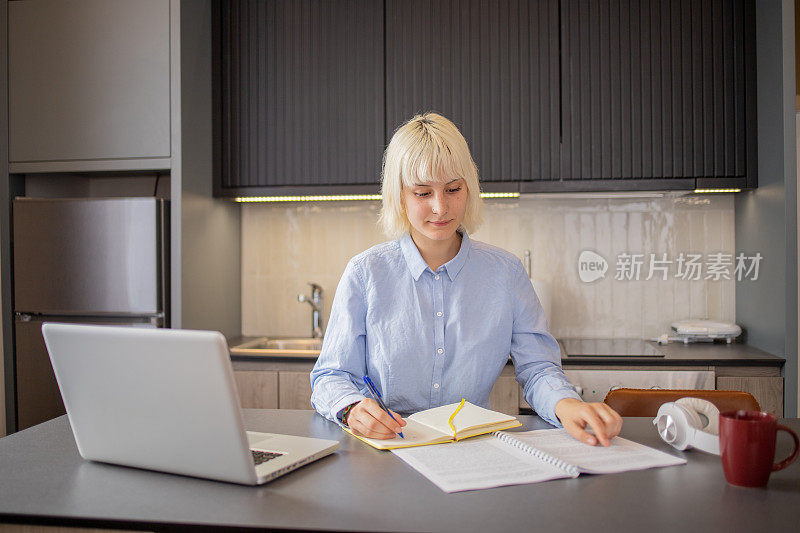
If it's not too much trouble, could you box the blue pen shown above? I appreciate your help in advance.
[362,375,404,438]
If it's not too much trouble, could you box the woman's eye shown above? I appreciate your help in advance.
[414,191,430,197]
[447,187,462,193]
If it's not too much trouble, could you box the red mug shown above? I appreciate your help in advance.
[719,410,799,487]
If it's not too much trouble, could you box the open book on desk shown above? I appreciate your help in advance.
[392,428,687,492]
[344,400,522,450]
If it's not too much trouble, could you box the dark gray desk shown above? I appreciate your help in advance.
[1,411,799,532]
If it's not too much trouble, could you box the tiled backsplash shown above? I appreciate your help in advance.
[242,193,735,340]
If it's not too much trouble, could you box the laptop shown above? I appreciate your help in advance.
[41,323,339,485]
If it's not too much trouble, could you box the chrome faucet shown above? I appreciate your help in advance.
[298,282,324,338]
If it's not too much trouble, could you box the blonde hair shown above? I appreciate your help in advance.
[379,112,484,239]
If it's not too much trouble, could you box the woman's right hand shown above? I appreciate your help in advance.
[346,398,406,439]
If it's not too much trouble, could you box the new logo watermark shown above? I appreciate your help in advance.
[578,250,762,282]
[578,250,609,283]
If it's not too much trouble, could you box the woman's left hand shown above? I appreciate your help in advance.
[554,398,623,446]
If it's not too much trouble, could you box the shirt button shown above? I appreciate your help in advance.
[433,383,440,389]
[435,275,440,280]
[436,311,443,317]
[437,348,443,354]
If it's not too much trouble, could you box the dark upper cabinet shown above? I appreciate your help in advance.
[215,0,384,194]
[216,0,756,195]
[545,0,756,192]
[385,0,560,183]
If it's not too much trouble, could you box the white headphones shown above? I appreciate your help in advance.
[653,397,720,455]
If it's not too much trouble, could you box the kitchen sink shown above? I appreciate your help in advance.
[262,338,323,350]
[229,336,323,357]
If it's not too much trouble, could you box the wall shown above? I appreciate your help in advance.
[736,0,798,417]
[171,0,242,337]
[242,193,737,341]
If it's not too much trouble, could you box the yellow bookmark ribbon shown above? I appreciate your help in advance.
[448,399,467,440]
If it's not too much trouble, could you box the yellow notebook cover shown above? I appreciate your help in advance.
[343,400,522,450]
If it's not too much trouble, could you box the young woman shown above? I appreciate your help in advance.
[310,113,622,446]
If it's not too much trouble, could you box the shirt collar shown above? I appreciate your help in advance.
[443,231,471,281]
[399,230,472,282]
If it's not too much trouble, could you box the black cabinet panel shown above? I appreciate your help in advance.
[385,0,560,182]
[215,0,756,195]
[217,0,384,190]
[559,0,754,185]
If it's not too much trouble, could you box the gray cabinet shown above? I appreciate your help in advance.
[8,0,171,172]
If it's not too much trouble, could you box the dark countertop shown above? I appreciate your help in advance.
[229,336,784,367]
[562,340,785,367]
[1,412,799,532]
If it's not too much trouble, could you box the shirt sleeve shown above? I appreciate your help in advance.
[508,260,581,426]
[309,258,367,423]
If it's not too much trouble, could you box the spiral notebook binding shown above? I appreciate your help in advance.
[493,431,580,478]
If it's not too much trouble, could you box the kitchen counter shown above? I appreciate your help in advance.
[563,340,784,367]
[228,336,785,367]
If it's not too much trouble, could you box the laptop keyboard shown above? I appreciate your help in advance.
[251,450,284,466]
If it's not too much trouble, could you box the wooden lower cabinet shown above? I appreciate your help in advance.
[231,360,785,417]
[233,370,279,409]
[231,364,314,409]
[279,372,314,410]
[716,376,784,417]
[517,364,784,418]
[489,374,520,415]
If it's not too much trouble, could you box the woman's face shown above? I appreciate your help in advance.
[402,178,468,244]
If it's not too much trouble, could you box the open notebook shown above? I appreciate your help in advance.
[392,428,687,492]
[344,400,522,450]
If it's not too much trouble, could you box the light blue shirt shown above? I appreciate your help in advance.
[309,231,581,427]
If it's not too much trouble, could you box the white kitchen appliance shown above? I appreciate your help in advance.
[669,320,742,344]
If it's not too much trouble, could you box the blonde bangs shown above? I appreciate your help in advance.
[399,131,468,188]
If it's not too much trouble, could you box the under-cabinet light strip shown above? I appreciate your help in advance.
[694,188,741,193]
[234,194,382,203]
[481,192,520,198]
[234,192,520,203]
